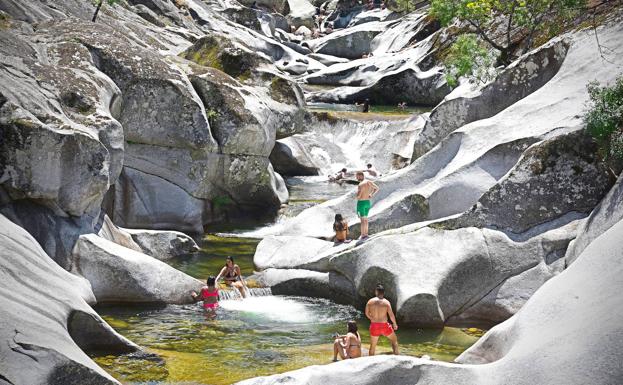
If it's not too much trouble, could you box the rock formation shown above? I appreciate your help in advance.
[0,214,138,385]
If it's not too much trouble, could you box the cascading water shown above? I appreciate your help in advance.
[218,287,273,300]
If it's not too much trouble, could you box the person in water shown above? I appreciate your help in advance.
[333,213,351,243]
[191,276,219,311]
[365,284,399,355]
[333,320,362,361]
[356,171,379,239]
[216,256,247,298]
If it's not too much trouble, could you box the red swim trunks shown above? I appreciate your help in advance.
[369,322,394,337]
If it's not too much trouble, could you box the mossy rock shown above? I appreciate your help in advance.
[269,76,298,104]
[181,35,264,79]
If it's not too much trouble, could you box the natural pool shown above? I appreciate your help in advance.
[93,178,483,385]
[94,296,481,385]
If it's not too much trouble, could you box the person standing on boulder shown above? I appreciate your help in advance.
[365,284,399,356]
[356,171,379,239]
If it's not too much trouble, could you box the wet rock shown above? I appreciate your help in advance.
[0,214,137,385]
[257,268,358,305]
[412,38,570,160]
[71,234,203,304]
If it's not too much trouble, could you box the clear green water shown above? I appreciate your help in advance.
[92,178,483,385]
[94,298,481,385]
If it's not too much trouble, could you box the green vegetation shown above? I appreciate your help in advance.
[430,0,585,65]
[186,38,225,71]
[585,76,623,163]
[443,34,495,87]
[206,108,219,127]
[91,0,120,22]
[212,195,233,209]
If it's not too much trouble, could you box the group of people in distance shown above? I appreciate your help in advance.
[333,166,380,241]
[333,283,399,361]
[190,256,248,312]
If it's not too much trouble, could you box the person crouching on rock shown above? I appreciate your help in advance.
[191,276,219,311]
[333,320,362,361]
[216,256,247,298]
[333,213,351,243]
[365,284,399,355]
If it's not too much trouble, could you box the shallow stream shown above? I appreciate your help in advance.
[93,177,483,385]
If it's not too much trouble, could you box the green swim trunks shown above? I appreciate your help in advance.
[357,200,371,217]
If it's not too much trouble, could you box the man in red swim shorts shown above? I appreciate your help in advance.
[365,284,399,355]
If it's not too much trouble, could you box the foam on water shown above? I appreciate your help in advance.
[219,296,314,323]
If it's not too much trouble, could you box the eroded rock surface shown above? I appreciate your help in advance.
[71,234,203,304]
[0,215,137,385]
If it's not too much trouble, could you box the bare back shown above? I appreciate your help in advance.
[366,297,391,323]
[357,180,377,200]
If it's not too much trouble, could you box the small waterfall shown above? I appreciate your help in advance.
[219,286,272,300]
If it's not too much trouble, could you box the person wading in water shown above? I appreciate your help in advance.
[356,171,379,239]
[365,284,399,355]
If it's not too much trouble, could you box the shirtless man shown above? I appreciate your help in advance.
[365,284,399,355]
[356,171,379,239]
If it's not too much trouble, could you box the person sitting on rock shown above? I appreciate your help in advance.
[333,213,351,243]
[329,168,348,182]
[365,284,399,355]
[333,320,362,361]
[365,163,379,177]
[191,276,219,311]
[216,256,247,298]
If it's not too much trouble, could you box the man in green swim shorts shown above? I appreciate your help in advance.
[356,171,379,239]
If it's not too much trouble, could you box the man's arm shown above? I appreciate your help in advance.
[370,181,380,197]
[365,300,372,320]
[386,301,398,330]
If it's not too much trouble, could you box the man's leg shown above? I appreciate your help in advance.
[361,217,368,237]
[387,332,399,355]
[369,335,379,356]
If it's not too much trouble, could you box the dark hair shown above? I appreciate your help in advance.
[347,320,360,340]
[226,256,234,264]
[207,276,216,286]
[356,171,364,177]
[333,213,346,231]
[341,168,347,173]
[375,284,384,295]
[367,163,372,168]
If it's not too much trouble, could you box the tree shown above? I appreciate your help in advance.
[443,33,496,87]
[585,76,623,167]
[430,0,585,65]
[92,0,120,22]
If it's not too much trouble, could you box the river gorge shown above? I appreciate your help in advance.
[0,0,622,384]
